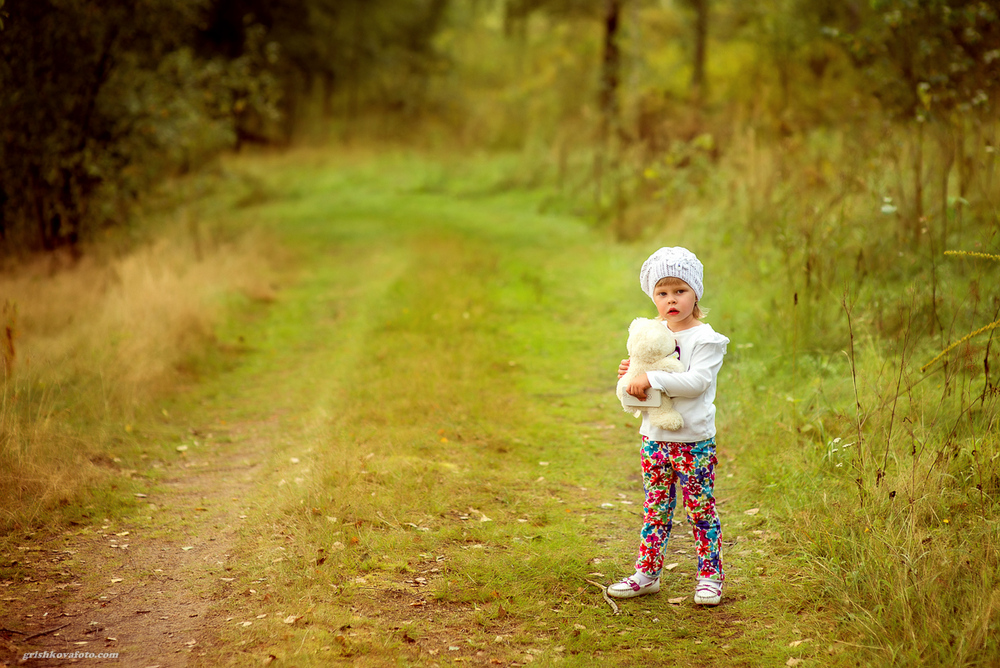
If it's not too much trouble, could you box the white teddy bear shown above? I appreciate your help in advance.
[616,317,685,430]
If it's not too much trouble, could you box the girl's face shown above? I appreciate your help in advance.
[653,278,699,331]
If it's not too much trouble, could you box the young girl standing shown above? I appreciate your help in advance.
[607,246,729,606]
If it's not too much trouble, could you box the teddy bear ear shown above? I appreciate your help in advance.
[629,317,647,333]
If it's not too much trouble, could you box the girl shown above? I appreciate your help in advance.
[607,246,729,606]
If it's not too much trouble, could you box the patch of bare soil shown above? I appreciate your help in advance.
[1,424,273,668]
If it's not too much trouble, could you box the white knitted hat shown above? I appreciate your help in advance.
[639,247,704,301]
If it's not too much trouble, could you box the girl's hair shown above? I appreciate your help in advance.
[655,276,708,320]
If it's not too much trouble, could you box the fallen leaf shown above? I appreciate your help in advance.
[790,639,812,648]
[664,563,680,571]
[744,508,760,516]
[284,615,302,625]
[667,596,686,604]
[111,578,123,583]
[786,659,802,667]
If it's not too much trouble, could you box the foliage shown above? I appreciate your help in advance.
[0,0,280,254]
[826,0,1000,120]
[196,0,451,129]
[0,0,455,255]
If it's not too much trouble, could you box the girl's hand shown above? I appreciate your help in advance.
[627,372,651,401]
[618,358,630,379]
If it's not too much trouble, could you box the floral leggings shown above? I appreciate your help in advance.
[635,436,724,583]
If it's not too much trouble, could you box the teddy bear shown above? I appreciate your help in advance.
[616,317,685,430]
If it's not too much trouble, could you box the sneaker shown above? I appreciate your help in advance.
[693,578,722,606]
[606,576,660,599]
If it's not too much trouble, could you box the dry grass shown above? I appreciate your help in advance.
[0,213,278,531]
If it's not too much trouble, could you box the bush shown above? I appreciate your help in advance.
[0,0,279,255]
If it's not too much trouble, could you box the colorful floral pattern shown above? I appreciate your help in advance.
[634,436,724,583]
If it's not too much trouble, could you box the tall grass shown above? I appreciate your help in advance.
[270,120,997,663]
[0,201,278,532]
[445,67,998,658]
[627,116,1000,663]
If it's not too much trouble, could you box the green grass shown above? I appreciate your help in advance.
[149,147,824,667]
[3,141,998,667]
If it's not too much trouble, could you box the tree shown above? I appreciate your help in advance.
[503,0,625,136]
[833,0,1000,120]
[0,0,279,254]
[680,0,709,102]
[196,0,451,133]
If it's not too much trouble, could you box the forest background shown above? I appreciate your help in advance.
[2,0,1000,666]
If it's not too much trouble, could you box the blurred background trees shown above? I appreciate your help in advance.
[0,0,446,255]
[1,0,998,263]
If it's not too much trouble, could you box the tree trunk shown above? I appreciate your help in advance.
[597,0,624,233]
[598,0,621,141]
[690,0,708,103]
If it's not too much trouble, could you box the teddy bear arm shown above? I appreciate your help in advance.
[656,357,685,373]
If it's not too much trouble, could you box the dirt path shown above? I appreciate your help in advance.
[2,421,275,667]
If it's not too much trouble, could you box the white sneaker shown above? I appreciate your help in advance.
[693,578,722,606]
[606,576,660,599]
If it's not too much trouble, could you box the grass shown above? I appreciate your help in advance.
[152,148,819,667]
[2,137,998,666]
[0,190,280,531]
